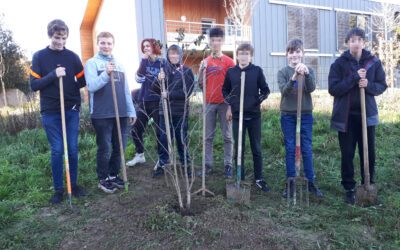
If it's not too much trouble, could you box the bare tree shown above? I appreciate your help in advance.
[0,51,8,107]
[223,0,259,61]
[371,3,400,89]
[138,38,210,212]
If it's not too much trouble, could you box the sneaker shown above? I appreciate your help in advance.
[255,179,270,192]
[282,179,295,198]
[196,164,212,177]
[224,165,232,179]
[72,185,87,198]
[308,182,323,197]
[49,189,64,204]
[108,175,125,189]
[345,189,356,205]
[126,153,146,167]
[153,166,165,178]
[98,179,117,194]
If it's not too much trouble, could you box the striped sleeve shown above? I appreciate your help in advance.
[30,52,57,91]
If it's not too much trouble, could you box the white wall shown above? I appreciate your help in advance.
[94,0,140,90]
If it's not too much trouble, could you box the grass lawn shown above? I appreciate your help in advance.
[0,91,399,249]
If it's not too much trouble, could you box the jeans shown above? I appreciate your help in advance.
[42,110,80,191]
[159,114,190,166]
[92,117,128,180]
[280,113,315,183]
[232,116,263,181]
[205,103,233,167]
[338,114,376,191]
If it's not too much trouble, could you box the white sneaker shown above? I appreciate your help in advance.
[126,153,146,167]
[153,160,160,170]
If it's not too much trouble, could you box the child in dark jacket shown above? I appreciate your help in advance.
[30,19,87,204]
[277,38,323,198]
[152,45,195,177]
[222,43,270,192]
[328,28,387,205]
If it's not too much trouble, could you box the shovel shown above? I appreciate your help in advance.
[287,74,309,207]
[58,74,73,208]
[355,86,378,206]
[226,71,250,205]
[110,69,134,204]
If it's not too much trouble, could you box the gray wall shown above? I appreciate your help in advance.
[252,0,387,92]
[135,0,166,56]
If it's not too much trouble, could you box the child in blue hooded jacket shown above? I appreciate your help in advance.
[152,44,195,177]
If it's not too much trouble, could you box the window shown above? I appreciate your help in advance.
[201,18,216,35]
[287,7,319,51]
[336,12,378,52]
[225,18,242,37]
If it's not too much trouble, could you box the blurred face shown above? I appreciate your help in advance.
[49,32,67,51]
[287,48,303,67]
[348,35,364,56]
[143,41,153,56]
[237,50,252,66]
[98,37,114,56]
[209,37,224,53]
[168,49,180,64]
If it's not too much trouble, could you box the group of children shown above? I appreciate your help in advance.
[30,19,386,206]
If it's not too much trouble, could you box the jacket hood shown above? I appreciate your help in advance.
[340,49,373,61]
[234,62,255,71]
[166,44,183,65]
[95,52,113,62]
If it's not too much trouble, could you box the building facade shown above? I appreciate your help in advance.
[80,0,399,91]
[252,0,400,91]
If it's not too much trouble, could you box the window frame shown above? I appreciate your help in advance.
[286,6,320,52]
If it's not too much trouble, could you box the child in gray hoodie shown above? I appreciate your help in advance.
[84,32,136,193]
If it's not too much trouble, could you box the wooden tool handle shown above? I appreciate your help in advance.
[110,71,128,186]
[360,87,370,187]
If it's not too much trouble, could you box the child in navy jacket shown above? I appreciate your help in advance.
[328,28,387,204]
[222,43,270,192]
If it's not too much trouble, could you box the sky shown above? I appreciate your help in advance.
[0,0,142,89]
[0,0,88,59]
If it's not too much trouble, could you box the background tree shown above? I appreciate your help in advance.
[223,0,259,61]
[371,3,400,89]
[0,14,30,101]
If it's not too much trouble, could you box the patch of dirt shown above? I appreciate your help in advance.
[35,163,321,249]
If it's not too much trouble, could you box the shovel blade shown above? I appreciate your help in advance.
[226,182,251,205]
[355,184,378,206]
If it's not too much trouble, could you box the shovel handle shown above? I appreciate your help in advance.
[236,71,246,187]
[295,74,304,176]
[110,71,128,189]
[59,75,72,205]
[360,87,370,187]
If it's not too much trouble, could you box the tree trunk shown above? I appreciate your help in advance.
[1,77,7,107]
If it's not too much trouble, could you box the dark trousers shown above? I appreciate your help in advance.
[159,114,190,166]
[92,117,128,180]
[131,101,161,156]
[338,114,376,191]
[232,116,263,181]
